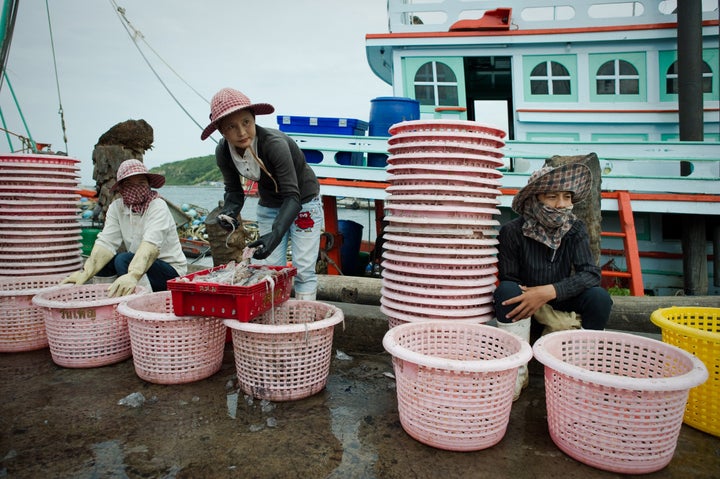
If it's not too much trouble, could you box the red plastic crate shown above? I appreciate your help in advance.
[167,265,296,321]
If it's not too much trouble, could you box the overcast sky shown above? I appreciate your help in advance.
[1,0,392,184]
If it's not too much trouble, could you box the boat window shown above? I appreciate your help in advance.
[530,61,571,95]
[666,60,714,94]
[588,2,644,18]
[414,61,459,106]
[520,5,575,22]
[596,60,639,95]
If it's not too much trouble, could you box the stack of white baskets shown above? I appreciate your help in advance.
[0,154,83,276]
[380,120,507,328]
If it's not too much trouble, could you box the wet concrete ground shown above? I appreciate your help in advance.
[1,303,719,479]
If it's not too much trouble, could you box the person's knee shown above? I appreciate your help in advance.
[494,281,521,303]
[113,252,133,274]
[493,281,522,323]
[580,287,613,330]
[588,286,613,312]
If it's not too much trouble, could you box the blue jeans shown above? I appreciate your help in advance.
[254,196,324,295]
[98,253,179,292]
[493,280,612,330]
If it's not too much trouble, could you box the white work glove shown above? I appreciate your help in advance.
[61,244,114,285]
[109,241,159,297]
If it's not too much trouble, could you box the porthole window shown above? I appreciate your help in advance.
[530,61,571,95]
[666,60,713,94]
[414,61,459,106]
[596,59,639,95]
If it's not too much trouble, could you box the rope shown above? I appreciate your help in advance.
[108,0,216,143]
[44,0,68,153]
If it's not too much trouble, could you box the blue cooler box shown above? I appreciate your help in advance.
[277,116,368,165]
[277,116,368,135]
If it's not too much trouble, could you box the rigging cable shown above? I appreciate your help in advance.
[0,0,19,92]
[44,0,68,153]
[108,0,217,144]
[2,71,35,151]
[0,0,21,150]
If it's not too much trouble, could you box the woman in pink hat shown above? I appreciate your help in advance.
[202,88,323,300]
[62,159,187,296]
[494,163,612,400]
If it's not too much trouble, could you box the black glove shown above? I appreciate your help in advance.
[217,212,239,231]
[247,197,301,260]
[248,232,279,260]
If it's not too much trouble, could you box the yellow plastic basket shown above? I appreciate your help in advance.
[651,306,719,437]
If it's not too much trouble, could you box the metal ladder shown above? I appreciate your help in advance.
[601,191,644,296]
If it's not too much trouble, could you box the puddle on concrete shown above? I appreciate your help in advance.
[1,346,718,478]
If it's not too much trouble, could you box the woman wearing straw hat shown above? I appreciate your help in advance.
[62,159,186,296]
[494,163,612,400]
[202,88,323,301]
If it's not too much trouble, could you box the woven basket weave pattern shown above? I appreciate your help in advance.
[33,284,144,368]
[651,307,719,437]
[383,322,531,451]
[227,300,343,401]
[0,276,65,352]
[534,330,708,474]
[120,292,226,384]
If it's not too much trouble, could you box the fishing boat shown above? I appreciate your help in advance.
[279,0,719,297]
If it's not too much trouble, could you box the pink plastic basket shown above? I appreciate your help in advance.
[0,275,66,352]
[382,321,532,451]
[224,300,344,401]
[117,291,226,384]
[532,330,708,474]
[32,284,146,368]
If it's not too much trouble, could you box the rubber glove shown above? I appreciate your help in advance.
[217,180,245,231]
[248,197,301,260]
[61,244,114,285]
[217,212,239,231]
[109,241,159,297]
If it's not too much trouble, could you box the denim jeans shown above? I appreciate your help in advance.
[254,196,324,295]
[493,280,612,330]
[97,253,179,292]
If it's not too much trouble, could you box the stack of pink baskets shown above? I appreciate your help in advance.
[0,154,84,277]
[381,120,506,327]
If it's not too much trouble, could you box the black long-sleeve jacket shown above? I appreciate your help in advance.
[496,216,602,301]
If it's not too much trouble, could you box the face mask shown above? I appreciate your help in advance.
[536,203,573,229]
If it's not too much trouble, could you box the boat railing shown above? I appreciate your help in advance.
[290,132,720,214]
[386,0,716,33]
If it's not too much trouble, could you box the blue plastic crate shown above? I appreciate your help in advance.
[277,116,368,136]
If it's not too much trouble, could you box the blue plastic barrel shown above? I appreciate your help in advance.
[368,97,420,167]
[338,219,364,276]
[369,97,420,136]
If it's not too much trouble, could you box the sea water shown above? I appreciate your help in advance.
[160,185,378,242]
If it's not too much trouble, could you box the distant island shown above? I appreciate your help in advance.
[148,155,222,185]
